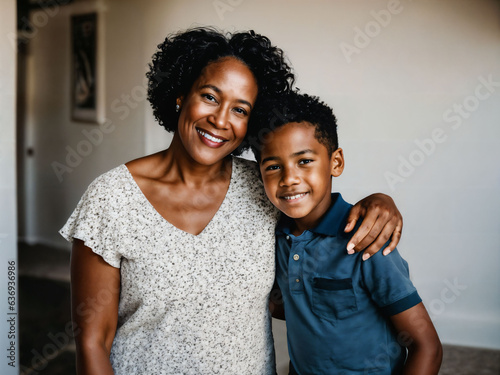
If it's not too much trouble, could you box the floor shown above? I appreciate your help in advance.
[19,243,500,374]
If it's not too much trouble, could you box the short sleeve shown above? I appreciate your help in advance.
[59,170,123,268]
[360,248,421,316]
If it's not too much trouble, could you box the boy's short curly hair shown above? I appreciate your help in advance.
[146,27,295,154]
[250,91,339,161]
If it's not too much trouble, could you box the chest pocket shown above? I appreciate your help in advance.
[311,277,358,320]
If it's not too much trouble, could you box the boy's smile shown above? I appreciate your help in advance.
[259,122,344,235]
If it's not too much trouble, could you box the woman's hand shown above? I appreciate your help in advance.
[344,193,403,260]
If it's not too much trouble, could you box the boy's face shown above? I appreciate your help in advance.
[259,122,344,231]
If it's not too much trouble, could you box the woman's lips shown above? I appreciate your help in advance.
[196,128,227,148]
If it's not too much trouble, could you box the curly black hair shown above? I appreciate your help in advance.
[146,27,295,155]
[250,90,339,161]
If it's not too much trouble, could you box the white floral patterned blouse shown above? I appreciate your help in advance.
[60,156,280,374]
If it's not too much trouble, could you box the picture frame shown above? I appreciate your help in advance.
[71,13,99,123]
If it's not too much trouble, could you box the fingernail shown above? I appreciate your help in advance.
[347,243,355,252]
[362,253,371,261]
[347,248,355,255]
[383,248,390,256]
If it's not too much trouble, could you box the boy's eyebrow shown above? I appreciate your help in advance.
[260,149,317,164]
[292,149,316,157]
[260,156,279,164]
[200,84,253,109]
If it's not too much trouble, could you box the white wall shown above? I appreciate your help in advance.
[1,1,19,373]
[23,0,149,246]
[25,0,500,364]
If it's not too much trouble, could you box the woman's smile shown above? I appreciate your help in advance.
[175,56,258,166]
[196,127,228,147]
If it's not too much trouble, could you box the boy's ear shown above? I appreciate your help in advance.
[330,148,345,177]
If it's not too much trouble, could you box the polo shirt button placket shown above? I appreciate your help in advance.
[287,237,303,291]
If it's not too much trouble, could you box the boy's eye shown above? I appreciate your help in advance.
[265,165,280,171]
[299,159,313,165]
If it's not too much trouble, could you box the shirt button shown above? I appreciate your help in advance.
[295,278,300,283]
[286,235,290,240]
[293,254,300,261]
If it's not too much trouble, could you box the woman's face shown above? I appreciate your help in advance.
[176,56,258,166]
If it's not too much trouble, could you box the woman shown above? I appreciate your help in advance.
[62,27,403,374]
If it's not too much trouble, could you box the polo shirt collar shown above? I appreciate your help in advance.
[276,193,350,237]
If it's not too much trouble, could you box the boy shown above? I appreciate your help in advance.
[252,92,442,374]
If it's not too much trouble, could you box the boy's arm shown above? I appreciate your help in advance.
[345,193,403,259]
[390,303,443,375]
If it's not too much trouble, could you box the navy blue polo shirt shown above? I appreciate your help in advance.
[275,193,421,374]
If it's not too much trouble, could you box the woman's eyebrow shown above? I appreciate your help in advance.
[200,84,221,93]
[237,99,253,110]
[200,84,253,109]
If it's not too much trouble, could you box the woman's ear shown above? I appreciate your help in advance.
[330,148,345,177]
[176,96,183,110]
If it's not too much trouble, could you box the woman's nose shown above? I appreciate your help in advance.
[209,106,229,129]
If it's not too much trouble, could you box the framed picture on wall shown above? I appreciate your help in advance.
[71,13,99,123]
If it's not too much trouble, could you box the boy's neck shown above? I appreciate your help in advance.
[290,193,332,236]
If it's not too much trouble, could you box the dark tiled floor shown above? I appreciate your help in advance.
[18,243,500,374]
[19,277,75,375]
[439,345,500,375]
[19,243,75,375]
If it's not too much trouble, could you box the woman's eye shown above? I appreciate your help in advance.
[202,93,217,102]
[233,107,248,116]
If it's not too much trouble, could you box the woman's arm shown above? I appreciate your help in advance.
[269,283,285,320]
[390,303,443,375]
[71,239,120,375]
[345,193,403,259]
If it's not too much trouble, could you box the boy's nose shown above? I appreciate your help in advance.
[280,168,300,186]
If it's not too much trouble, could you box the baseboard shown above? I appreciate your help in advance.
[18,235,70,252]
[436,314,500,350]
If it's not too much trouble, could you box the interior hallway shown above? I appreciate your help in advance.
[19,243,500,375]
